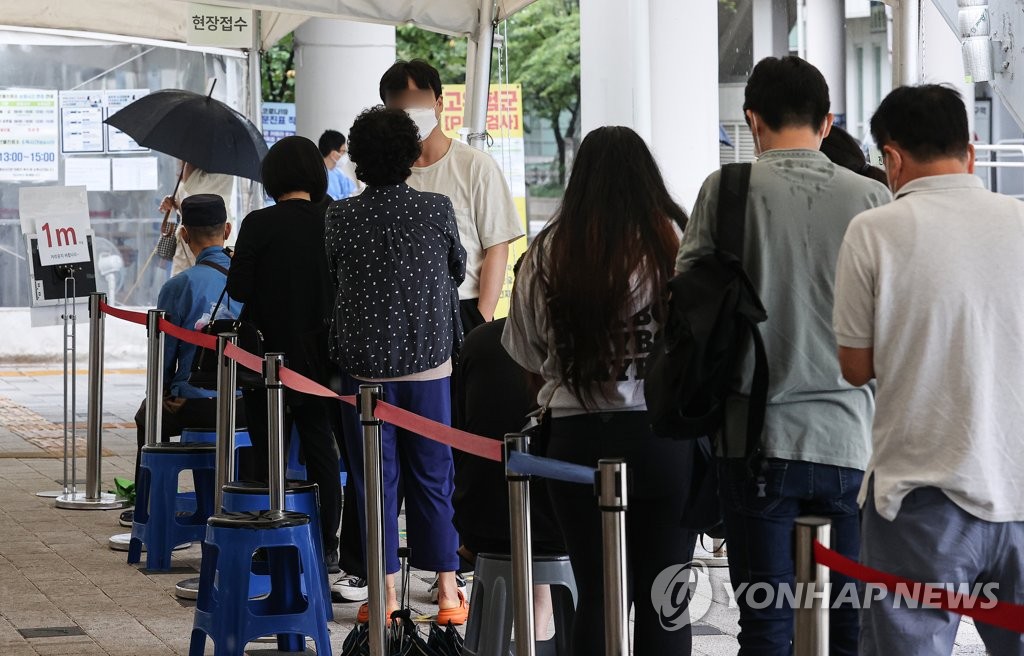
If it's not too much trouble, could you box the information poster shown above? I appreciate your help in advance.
[59,91,105,153]
[112,156,159,191]
[105,89,149,152]
[440,84,527,319]
[0,89,59,182]
[19,185,92,266]
[262,102,296,146]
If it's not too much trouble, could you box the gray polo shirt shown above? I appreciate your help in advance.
[676,149,890,469]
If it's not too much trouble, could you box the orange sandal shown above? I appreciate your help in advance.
[357,602,399,624]
[436,590,470,626]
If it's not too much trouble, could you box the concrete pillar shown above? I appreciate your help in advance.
[293,19,396,142]
[804,0,847,125]
[752,0,790,63]
[581,0,719,211]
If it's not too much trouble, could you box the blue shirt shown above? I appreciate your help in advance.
[326,166,356,201]
[157,245,241,399]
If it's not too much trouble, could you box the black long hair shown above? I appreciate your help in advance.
[529,126,684,408]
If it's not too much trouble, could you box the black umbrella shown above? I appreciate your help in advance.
[103,84,267,181]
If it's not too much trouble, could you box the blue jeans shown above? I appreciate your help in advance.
[720,458,863,656]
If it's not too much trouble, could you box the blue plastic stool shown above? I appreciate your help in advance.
[189,510,333,656]
[286,427,348,486]
[174,428,251,513]
[129,443,216,571]
[220,481,333,623]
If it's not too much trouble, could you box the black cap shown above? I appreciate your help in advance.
[181,194,227,227]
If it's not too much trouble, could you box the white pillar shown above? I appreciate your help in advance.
[804,0,847,124]
[893,0,921,87]
[753,0,790,63]
[293,19,396,142]
[581,0,719,211]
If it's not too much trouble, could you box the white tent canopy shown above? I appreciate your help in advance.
[0,0,535,48]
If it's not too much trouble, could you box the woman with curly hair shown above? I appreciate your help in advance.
[326,106,468,625]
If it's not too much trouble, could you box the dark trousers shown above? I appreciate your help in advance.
[330,400,365,577]
[546,412,698,656]
[720,457,863,656]
[450,298,486,431]
[340,374,459,575]
[243,388,342,555]
[133,396,247,484]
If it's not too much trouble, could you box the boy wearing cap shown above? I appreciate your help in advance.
[124,194,246,525]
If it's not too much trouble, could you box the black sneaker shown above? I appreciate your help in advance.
[118,509,134,528]
[331,573,368,602]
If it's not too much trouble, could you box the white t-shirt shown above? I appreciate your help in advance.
[407,139,524,300]
[834,173,1024,522]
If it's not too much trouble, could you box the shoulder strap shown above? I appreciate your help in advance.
[716,163,752,260]
[197,258,230,319]
[744,322,768,474]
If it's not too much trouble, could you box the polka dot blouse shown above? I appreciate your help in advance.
[325,183,467,379]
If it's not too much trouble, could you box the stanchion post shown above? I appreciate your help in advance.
[360,384,387,656]
[264,353,286,513]
[143,310,166,448]
[214,332,238,512]
[504,433,536,656]
[597,459,629,656]
[794,517,831,656]
[56,292,125,510]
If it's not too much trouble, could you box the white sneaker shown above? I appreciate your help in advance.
[429,572,468,603]
[331,573,368,602]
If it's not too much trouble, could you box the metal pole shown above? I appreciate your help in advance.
[214,332,238,512]
[505,433,536,656]
[246,9,264,217]
[892,0,920,87]
[597,459,629,656]
[144,309,166,448]
[467,0,496,150]
[360,384,387,656]
[264,353,286,514]
[794,517,831,656]
[56,292,125,510]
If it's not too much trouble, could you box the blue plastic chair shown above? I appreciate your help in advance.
[189,510,332,656]
[220,481,333,623]
[128,443,216,570]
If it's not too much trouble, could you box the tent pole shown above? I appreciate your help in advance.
[247,9,264,215]
[466,0,496,151]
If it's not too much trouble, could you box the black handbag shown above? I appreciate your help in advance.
[188,260,266,390]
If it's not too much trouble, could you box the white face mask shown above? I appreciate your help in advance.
[406,107,438,141]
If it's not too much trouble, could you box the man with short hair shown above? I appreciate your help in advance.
[126,194,245,525]
[676,56,890,654]
[834,84,1024,656]
[378,59,524,333]
[319,129,356,201]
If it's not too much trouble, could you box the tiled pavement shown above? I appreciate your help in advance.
[0,364,990,655]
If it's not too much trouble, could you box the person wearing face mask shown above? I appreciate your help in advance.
[378,59,524,335]
[319,129,357,201]
[676,56,890,655]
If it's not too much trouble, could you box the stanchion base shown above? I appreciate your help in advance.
[36,490,64,498]
[175,577,200,600]
[107,533,191,552]
[55,492,127,510]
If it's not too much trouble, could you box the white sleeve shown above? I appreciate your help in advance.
[833,218,877,349]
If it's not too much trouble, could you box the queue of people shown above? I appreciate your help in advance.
[130,54,1024,656]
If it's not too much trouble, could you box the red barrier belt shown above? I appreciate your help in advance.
[278,365,357,407]
[374,401,503,462]
[223,341,263,374]
[158,318,218,351]
[98,302,147,326]
[92,301,502,463]
[814,541,1024,634]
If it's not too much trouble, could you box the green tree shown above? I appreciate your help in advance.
[396,0,581,185]
[262,33,296,103]
[502,0,580,185]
